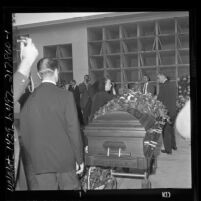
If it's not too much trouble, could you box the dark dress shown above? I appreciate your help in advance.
[142,82,156,96]
[90,91,114,121]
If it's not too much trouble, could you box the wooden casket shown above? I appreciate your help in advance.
[84,110,159,174]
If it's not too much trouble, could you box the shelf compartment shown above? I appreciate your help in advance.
[158,66,177,80]
[88,42,103,56]
[121,23,137,38]
[123,69,139,82]
[44,46,57,58]
[139,21,155,36]
[158,18,175,35]
[140,52,156,66]
[177,34,189,49]
[158,35,175,50]
[104,41,121,54]
[177,49,189,64]
[177,17,189,34]
[104,25,120,40]
[121,39,138,53]
[105,55,121,68]
[177,65,190,78]
[90,70,105,81]
[158,50,175,65]
[59,72,73,83]
[58,59,73,71]
[138,37,156,51]
[122,53,138,68]
[89,56,104,69]
[88,27,103,41]
[57,44,72,58]
[106,69,121,82]
[141,67,157,81]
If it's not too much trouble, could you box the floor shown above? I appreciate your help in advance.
[116,133,191,189]
[15,132,191,190]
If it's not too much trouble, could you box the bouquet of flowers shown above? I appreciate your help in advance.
[176,75,190,112]
[80,167,117,191]
[93,89,170,124]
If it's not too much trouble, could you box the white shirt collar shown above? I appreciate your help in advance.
[42,80,56,85]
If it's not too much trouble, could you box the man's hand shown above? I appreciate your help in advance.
[76,162,84,175]
[20,37,38,64]
[18,37,38,77]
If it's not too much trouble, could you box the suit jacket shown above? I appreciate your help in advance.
[14,72,29,103]
[20,82,83,174]
[157,80,177,119]
[79,82,93,109]
[18,89,31,109]
[69,85,80,107]
[142,82,156,96]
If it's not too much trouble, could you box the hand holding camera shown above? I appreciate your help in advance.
[17,37,38,77]
[18,37,38,64]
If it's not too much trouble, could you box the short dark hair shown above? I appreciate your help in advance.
[143,75,150,81]
[37,58,58,74]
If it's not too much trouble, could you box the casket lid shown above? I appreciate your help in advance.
[85,111,146,137]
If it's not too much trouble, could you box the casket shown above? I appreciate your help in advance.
[84,110,157,173]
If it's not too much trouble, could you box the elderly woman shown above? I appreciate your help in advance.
[90,78,116,121]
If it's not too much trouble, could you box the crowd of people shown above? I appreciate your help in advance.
[14,37,190,190]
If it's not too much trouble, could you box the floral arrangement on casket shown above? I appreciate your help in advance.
[93,89,170,158]
[81,89,170,190]
[176,75,190,112]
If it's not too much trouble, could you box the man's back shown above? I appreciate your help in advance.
[158,81,176,118]
[20,82,83,174]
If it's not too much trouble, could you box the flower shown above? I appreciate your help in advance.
[176,75,190,112]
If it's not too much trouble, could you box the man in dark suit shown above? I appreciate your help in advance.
[79,75,93,125]
[157,73,177,154]
[142,75,156,96]
[20,58,84,190]
[69,80,84,126]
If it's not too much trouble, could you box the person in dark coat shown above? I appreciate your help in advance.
[69,80,84,126]
[14,37,38,189]
[19,58,84,190]
[79,75,93,125]
[141,75,156,96]
[90,78,116,121]
[157,73,177,154]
